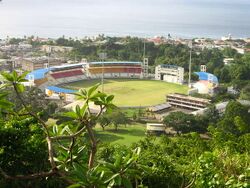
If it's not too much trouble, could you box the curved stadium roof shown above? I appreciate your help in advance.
[46,86,76,94]
[26,68,54,80]
[89,61,142,65]
[194,72,219,84]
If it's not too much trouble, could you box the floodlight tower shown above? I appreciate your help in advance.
[188,41,192,88]
[47,46,52,69]
[143,58,149,78]
[99,52,107,92]
[141,37,149,78]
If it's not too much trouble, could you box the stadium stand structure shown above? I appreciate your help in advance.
[26,61,144,91]
[193,72,219,94]
[87,62,142,79]
[155,64,184,84]
[45,86,77,102]
[166,93,210,111]
[47,62,88,85]
[26,62,87,90]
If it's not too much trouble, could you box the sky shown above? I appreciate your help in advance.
[0,0,250,38]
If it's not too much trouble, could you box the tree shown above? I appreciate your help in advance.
[6,86,58,121]
[111,111,130,131]
[0,115,64,187]
[203,105,220,124]
[216,101,250,135]
[224,101,249,122]
[240,84,250,100]
[163,112,198,134]
[230,64,250,80]
[205,49,224,73]
[98,113,112,131]
[222,47,237,58]
[219,67,231,83]
[0,72,111,185]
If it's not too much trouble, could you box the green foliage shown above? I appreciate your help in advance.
[213,101,250,136]
[218,66,231,83]
[230,64,250,80]
[111,111,130,131]
[194,150,250,188]
[8,38,25,45]
[240,84,250,100]
[1,70,58,120]
[98,147,146,188]
[1,71,250,188]
[163,111,206,134]
[222,47,238,58]
[224,101,249,122]
[0,89,13,115]
[0,116,64,187]
[98,113,112,130]
[68,147,146,188]
[1,70,28,92]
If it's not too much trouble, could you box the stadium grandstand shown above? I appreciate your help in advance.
[87,62,142,79]
[25,61,143,92]
[47,63,88,85]
[45,86,76,102]
[193,72,219,94]
[166,93,211,111]
[155,64,184,84]
[26,62,87,90]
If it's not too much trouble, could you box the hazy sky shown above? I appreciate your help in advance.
[0,0,250,38]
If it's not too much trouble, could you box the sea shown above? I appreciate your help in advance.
[0,0,250,39]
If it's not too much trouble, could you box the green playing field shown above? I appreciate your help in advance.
[63,79,188,106]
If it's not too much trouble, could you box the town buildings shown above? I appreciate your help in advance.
[20,57,66,71]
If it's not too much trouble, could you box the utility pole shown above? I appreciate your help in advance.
[47,46,51,69]
[188,41,192,88]
[143,38,146,59]
[99,52,107,92]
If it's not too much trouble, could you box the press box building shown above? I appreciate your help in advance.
[155,64,184,84]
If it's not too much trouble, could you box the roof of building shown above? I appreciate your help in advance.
[23,57,65,63]
[195,72,219,84]
[159,64,180,69]
[63,101,102,114]
[51,62,87,72]
[238,100,250,106]
[89,61,142,65]
[148,103,172,112]
[46,86,76,94]
[25,62,87,80]
[26,61,143,81]
[26,68,54,80]
[167,93,211,103]
[215,101,229,110]
[52,62,87,69]
[146,123,165,131]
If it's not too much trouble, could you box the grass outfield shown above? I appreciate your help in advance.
[94,123,146,146]
[63,79,188,106]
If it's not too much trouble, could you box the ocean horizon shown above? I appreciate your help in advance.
[0,0,250,39]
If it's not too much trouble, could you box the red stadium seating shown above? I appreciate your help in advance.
[88,66,142,74]
[51,69,84,79]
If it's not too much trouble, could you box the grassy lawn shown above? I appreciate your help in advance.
[47,118,147,146]
[63,79,188,107]
[94,123,146,146]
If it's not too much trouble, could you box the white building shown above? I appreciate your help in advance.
[232,46,245,54]
[146,123,165,134]
[221,34,232,41]
[155,65,184,84]
[224,58,234,65]
[41,45,73,53]
[192,100,250,116]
